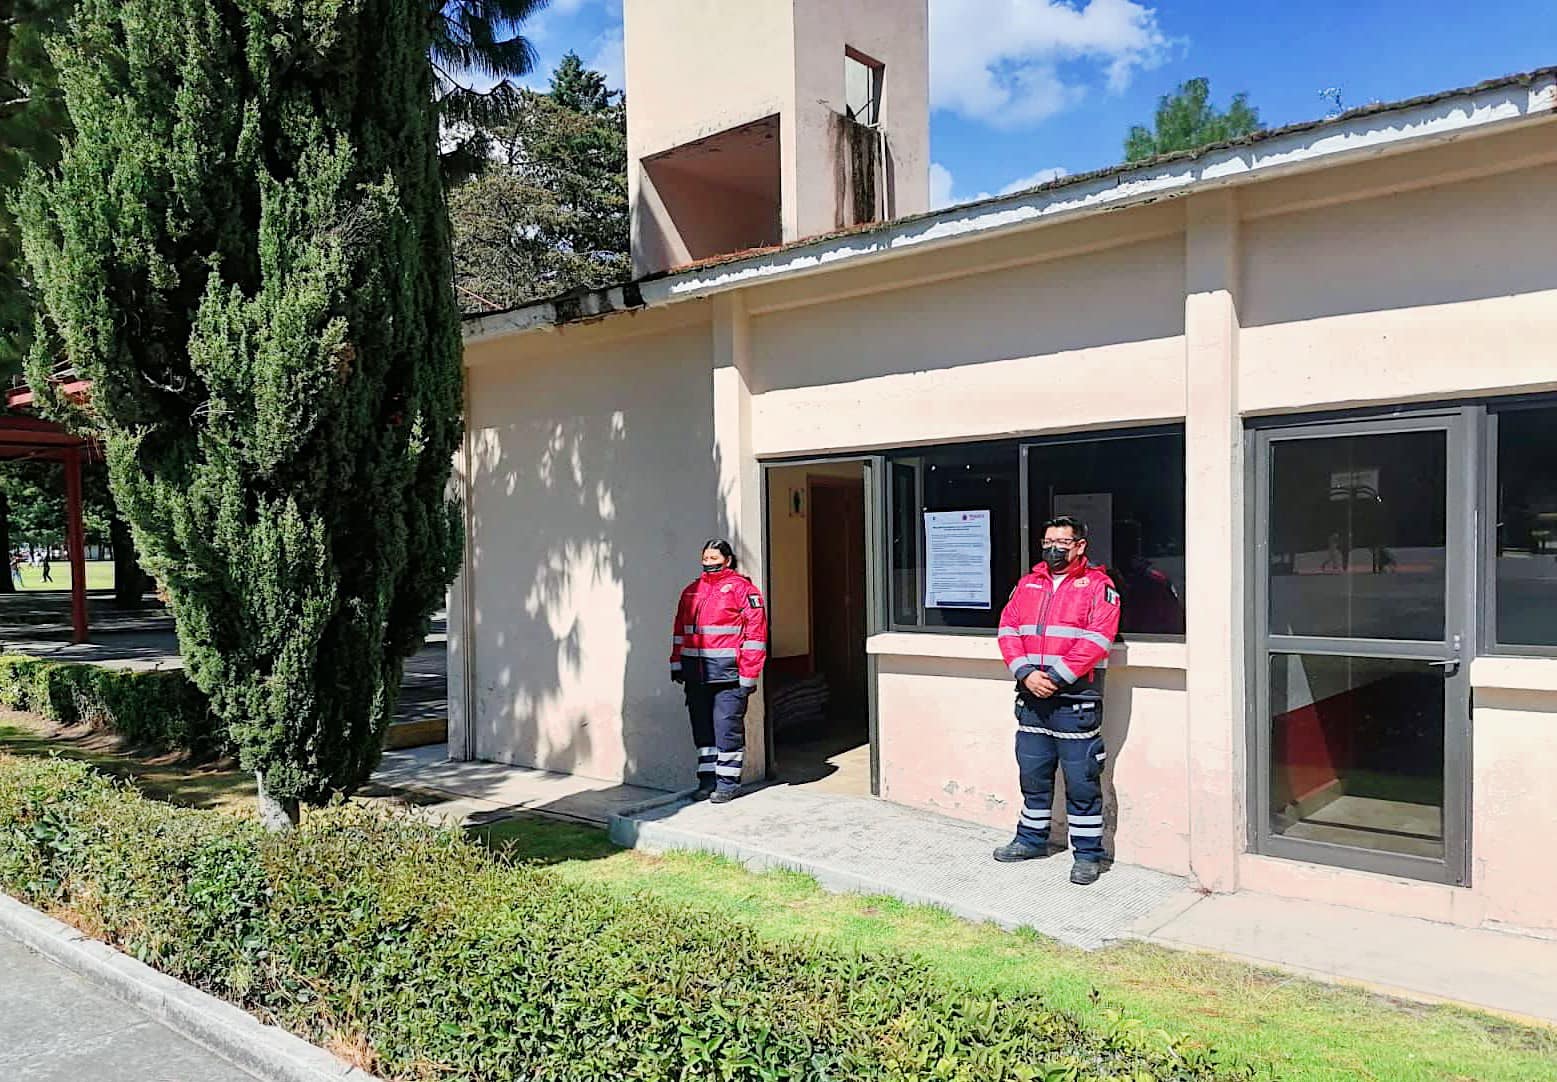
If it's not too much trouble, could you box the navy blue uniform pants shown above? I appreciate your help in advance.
[686,680,747,793]
[1013,697,1107,862]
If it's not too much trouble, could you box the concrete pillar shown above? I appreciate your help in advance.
[446,378,477,762]
[1183,191,1246,892]
[711,293,768,782]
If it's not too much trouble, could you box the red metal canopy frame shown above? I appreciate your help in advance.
[3,382,98,644]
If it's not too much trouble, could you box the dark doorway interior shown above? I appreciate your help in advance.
[765,464,870,794]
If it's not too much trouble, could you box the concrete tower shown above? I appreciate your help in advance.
[624,0,930,277]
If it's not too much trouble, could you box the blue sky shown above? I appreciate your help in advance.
[515,0,1557,207]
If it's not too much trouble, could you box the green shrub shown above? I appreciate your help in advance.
[0,755,1252,1082]
[0,656,225,756]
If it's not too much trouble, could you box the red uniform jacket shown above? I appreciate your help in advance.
[997,559,1121,702]
[670,569,768,688]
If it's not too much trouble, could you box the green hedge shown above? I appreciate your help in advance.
[0,655,225,756]
[0,755,1252,1082]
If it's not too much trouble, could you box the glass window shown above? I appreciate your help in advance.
[1026,432,1186,636]
[1495,406,1557,649]
[890,461,919,626]
[1267,431,1447,642]
[886,429,1186,637]
[889,442,1021,630]
[1268,653,1445,862]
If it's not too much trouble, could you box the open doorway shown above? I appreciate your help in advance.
[764,461,871,794]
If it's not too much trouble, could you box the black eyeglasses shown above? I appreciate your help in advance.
[1041,537,1083,548]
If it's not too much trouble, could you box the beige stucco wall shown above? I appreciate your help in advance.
[460,118,1557,929]
[460,313,719,790]
[1240,160,1557,413]
[789,0,930,232]
[873,638,1192,876]
[748,232,1187,456]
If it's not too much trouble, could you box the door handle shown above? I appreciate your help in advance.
[1429,659,1460,675]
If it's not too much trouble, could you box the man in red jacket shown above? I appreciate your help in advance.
[670,539,768,803]
[993,516,1121,885]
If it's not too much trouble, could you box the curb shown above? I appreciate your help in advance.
[0,893,382,1082]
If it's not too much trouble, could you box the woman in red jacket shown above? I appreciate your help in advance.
[669,539,769,802]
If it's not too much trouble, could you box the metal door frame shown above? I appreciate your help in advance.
[760,455,886,796]
[1248,408,1475,885]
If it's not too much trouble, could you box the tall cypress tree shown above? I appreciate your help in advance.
[19,0,463,826]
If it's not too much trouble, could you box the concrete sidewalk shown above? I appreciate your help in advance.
[0,933,260,1082]
[1135,890,1557,1025]
[610,785,1194,950]
[608,783,1557,1022]
[370,744,667,827]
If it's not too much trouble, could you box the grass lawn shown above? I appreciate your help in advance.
[3,713,1549,1082]
[476,816,1557,1082]
[12,558,116,592]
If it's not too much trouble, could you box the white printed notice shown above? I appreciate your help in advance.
[924,510,993,610]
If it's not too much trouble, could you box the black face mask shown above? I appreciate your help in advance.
[1041,546,1072,572]
[702,563,726,575]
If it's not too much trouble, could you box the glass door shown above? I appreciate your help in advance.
[1252,413,1473,884]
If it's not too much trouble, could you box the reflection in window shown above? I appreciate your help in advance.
[1269,653,1445,861]
[1267,431,1447,642]
[1496,406,1557,648]
[887,430,1186,637]
[1026,432,1186,636]
[890,462,919,626]
[887,443,1020,630]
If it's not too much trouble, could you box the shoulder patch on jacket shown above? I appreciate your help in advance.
[1103,586,1120,606]
[748,594,763,609]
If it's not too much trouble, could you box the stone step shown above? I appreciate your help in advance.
[384,716,447,750]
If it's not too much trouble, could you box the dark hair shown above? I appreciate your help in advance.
[701,538,737,569]
[1042,516,1087,540]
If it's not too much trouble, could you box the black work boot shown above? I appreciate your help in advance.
[992,839,1049,863]
[709,786,739,805]
[1069,859,1102,886]
[692,777,717,801]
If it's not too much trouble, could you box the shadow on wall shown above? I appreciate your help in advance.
[1099,664,1185,861]
[465,320,731,792]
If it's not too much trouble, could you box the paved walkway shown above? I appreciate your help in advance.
[610,785,1193,950]
[0,591,448,728]
[371,744,664,826]
[1137,891,1557,1024]
[0,932,259,1082]
[597,780,1557,1020]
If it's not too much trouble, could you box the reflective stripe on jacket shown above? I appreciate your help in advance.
[997,559,1120,702]
[670,569,768,687]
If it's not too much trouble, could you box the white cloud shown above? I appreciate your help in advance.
[929,162,957,209]
[998,166,1068,194]
[931,0,1170,128]
[584,25,626,92]
[930,161,1069,208]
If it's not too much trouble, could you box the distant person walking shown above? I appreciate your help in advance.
[40,554,52,583]
[9,552,23,587]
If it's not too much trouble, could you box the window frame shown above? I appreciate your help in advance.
[843,48,885,127]
[883,423,1189,641]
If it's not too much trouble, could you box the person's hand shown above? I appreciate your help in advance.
[671,671,684,685]
[1023,671,1058,699]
